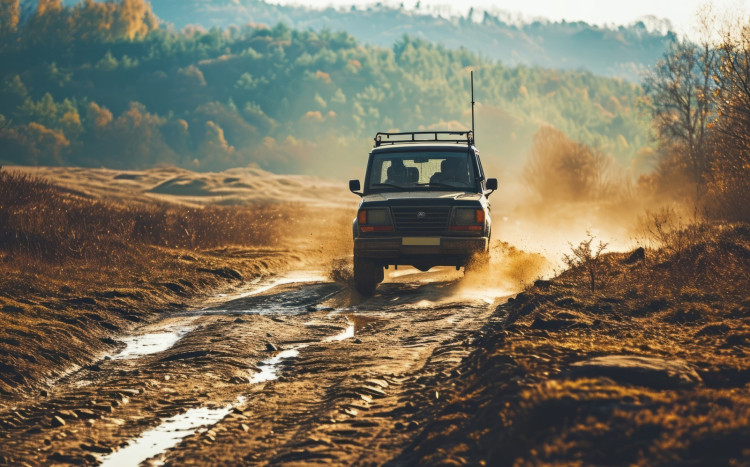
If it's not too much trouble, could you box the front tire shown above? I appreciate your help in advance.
[353,256,381,296]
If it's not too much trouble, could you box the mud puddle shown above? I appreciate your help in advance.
[110,272,341,361]
[251,347,306,384]
[235,271,329,298]
[111,321,196,360]
[98,399,241,466]
[99,295,358,465]
[323,317,355,342]
[1,269,513,466]
[196,271,343,316]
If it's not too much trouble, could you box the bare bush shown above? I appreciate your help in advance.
[524,126,628,204]
[562,232,608,292]
[644,37,717,197]
[639,207,710,260]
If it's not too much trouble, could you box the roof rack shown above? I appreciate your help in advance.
[374,131,474,147]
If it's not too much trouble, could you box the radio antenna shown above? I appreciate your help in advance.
[470,70,475,145]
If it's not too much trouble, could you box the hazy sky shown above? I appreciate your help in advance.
[269,0,747,37]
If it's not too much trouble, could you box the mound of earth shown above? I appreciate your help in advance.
[6,166,349,208]
[396,224,750,466]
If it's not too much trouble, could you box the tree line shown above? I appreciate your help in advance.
[0,0,649,177]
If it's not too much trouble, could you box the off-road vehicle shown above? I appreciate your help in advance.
[349,131,497,296]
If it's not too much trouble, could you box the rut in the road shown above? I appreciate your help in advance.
[0,274,510,466]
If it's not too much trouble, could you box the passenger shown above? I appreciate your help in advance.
[385,159,407,184]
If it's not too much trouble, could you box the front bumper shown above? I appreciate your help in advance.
[354,236,487,262]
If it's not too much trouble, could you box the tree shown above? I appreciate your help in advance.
[36,0,62,16]
[523,126,621,203]
[0,0,19,35]
[708,21,750,221]
[644,37,717,196]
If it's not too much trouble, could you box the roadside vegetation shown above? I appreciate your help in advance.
[399,222,750,465]
[0,166,351,398]
[642,9,750,224]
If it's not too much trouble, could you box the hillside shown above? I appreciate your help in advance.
[113,0,673,82]
[1,0,652,176]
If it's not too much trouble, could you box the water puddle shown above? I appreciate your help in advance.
[202,282,342,316]
[99,398,243,467]
[235,271,329,299]
[324,319,355,342]
[98,272,352,464]
[250,346,306,384]
[451,286,514,305]
[111,322,194,360]
[100,341,306,464]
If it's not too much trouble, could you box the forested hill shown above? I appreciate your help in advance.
[22,0,673,82]
[0,0,651,177]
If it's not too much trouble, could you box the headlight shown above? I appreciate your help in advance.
[453,208,484,225]
[451,208,484,231]
[358,208,393,232]
[364,208,390,225]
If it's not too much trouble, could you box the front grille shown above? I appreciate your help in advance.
[391,206,450,235]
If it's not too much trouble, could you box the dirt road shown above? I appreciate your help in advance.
[0,268,510,466]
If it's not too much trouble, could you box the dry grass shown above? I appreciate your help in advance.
[0,167,353,398]
[0,169,295,262]
[0,169,318,292]
[399,221,750,466]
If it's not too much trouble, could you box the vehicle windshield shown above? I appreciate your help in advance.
[367,150,476,192]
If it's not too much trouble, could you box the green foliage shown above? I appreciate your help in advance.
[142,0,673,81]
[0,0,652,176]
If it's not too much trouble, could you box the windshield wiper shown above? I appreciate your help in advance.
[371,183,408,191]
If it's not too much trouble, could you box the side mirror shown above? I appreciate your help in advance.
[349,179,362,196]
[486,178,498,195]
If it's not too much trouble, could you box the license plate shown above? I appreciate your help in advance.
[402,237,440,246]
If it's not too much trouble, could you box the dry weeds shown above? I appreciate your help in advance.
[0,168,353,398]
[398,222,750,466]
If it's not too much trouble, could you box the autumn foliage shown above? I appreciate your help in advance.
[645,15,750,222]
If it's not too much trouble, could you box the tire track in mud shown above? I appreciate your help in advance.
[0,271,511,466]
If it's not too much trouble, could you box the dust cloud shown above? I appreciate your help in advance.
[322,124,681,297]
[487,126,684,272]
[12,120,688,298]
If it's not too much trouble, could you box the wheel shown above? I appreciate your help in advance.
[353,256,381,296]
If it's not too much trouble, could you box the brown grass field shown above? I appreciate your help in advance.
[395,223,750,465]
[1,166,749,464]
[0,167,353,398]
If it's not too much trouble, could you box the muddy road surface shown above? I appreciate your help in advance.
[0,269,511,466]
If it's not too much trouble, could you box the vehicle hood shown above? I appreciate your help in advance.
[361,191,483,207]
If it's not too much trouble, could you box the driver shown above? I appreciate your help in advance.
[431,158,468,184]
